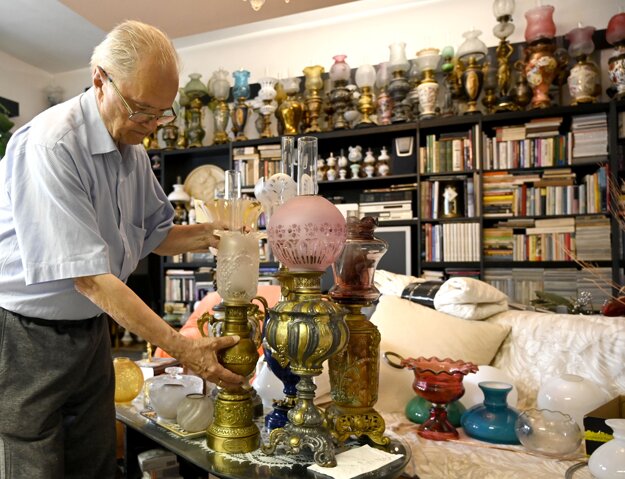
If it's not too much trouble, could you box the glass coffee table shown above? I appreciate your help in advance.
[116,400,411,479]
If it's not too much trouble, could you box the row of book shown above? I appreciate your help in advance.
[419,125,478,173]
[483,215,612,262]
[481,113,609,171]
[164,267,215,304]
[481,166,608,217]
[232,143,281,186]
[422,221,480,262]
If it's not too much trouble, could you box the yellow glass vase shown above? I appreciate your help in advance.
[113,357,144,403]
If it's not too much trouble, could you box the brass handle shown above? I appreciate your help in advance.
[383,351,405,369]
[197,312,213,338]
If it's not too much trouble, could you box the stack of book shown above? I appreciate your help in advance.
[571,113,608,164]
[232,144,281,186]
[137,449,181,478]
[575,215,611,261]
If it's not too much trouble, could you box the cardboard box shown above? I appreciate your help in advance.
[583,395,625,455]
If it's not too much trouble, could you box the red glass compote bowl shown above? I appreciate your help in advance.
[385,353,478,440]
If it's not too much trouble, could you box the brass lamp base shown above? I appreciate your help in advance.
[326,303,390,447]
[206,388,260,453]
[262,377,338,467]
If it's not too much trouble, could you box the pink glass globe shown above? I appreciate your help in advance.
[267,195,347,272]
[607,12,625,46]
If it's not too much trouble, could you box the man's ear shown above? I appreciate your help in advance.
[92,67,104,88]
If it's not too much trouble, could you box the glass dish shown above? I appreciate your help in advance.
[515,408,583,457]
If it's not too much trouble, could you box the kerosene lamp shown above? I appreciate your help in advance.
[197,170,266,453]
[261,136,349,467]
[325,212,390,446]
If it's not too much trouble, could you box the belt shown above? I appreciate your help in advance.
[0,306,106,328]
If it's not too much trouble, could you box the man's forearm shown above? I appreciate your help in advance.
[153,223,218,256]
[74,273,185,356]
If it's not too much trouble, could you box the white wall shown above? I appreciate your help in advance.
[0,50,52,129]
[2,0,622,128]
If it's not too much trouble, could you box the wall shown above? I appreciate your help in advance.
[0,50,52,129]
[1,0,622,128]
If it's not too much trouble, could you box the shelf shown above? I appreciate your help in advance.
[319,173,417,187]
[480,102,610,126]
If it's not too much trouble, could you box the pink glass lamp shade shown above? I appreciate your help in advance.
[524,4,556,43]
[607,12,625,46]
[329,54,351,83]
[567,25,596,58]
[267,195,347,272]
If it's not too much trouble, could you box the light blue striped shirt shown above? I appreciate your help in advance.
[0,87,174,319]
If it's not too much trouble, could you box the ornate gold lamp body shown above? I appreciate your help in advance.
[303,65,324,133]
[325,214,389,447]
[276,77,303,136]
[355,64,376,127]
[258,77,278,138]
[211,69,231,145]
[231,70,251,141]
[492,0,517,111]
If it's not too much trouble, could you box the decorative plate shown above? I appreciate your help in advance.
[183,165,225,203]
[140,409,205,439]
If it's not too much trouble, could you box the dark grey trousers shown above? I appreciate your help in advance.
[0,307,117,479]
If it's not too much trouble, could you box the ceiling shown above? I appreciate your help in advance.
[0,0,359,74]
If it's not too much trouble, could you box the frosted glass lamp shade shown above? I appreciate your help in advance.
[355,64,376,88]
[388,42,410,73]
[607,12,625,46]
[457,30,488,61]
[375,62,391,89]
[567,26,596,58]
[416,48,441,72]
[493,0,515,19]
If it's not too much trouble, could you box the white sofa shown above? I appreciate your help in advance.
[369,293,625,479]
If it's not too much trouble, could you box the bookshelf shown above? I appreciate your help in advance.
[145,99,624,314]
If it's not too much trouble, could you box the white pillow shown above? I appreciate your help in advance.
[434,277,509,320]
[370,295,511,413]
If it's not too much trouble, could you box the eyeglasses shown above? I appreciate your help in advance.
[98,66,177,126]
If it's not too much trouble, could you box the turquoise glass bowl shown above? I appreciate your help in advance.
[406,396,466,427]
[461,381,520,444]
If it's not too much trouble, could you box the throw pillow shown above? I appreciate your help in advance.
[433,277,509,320]
[371,295,511,413]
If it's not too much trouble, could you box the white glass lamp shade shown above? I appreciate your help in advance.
[493,0,515,20]
[168,184,190,203]
[457,29,488,62]
[215,231,261,303]
[258,77,278,102]
[416,48,441,73]
[279,76,300,95]
[388,42,410,73]
[355,64,376,89]
[212,73,231,101]
[376,62,391,89]
[536,373,609,431]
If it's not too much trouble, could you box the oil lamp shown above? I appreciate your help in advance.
[375,62,393,126]
[197,170,266,453]
[325,213,390,446]
[231,69,251,141]
[329,55,352,130]
[355,63,376,127]
[211,69,231,144]
[258,77,278,138]
[456,29,489,114]
[522,4,560,109]
[387,42,411,123]
[303,65,325,133]
[416,48,442,119]
[566,24,600,104]
[276,76,303,136]
[262,136,349,467]
[492,0,517,111]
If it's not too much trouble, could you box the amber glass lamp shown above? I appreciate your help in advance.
[326,213,390,446]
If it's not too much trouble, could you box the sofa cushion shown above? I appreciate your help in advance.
[371,295,511,413]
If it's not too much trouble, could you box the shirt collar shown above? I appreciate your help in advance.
[81,86,117,156]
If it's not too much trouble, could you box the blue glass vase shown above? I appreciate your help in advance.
[232,69,251,100]
[262,309,299,431]
[461,381,520,444]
